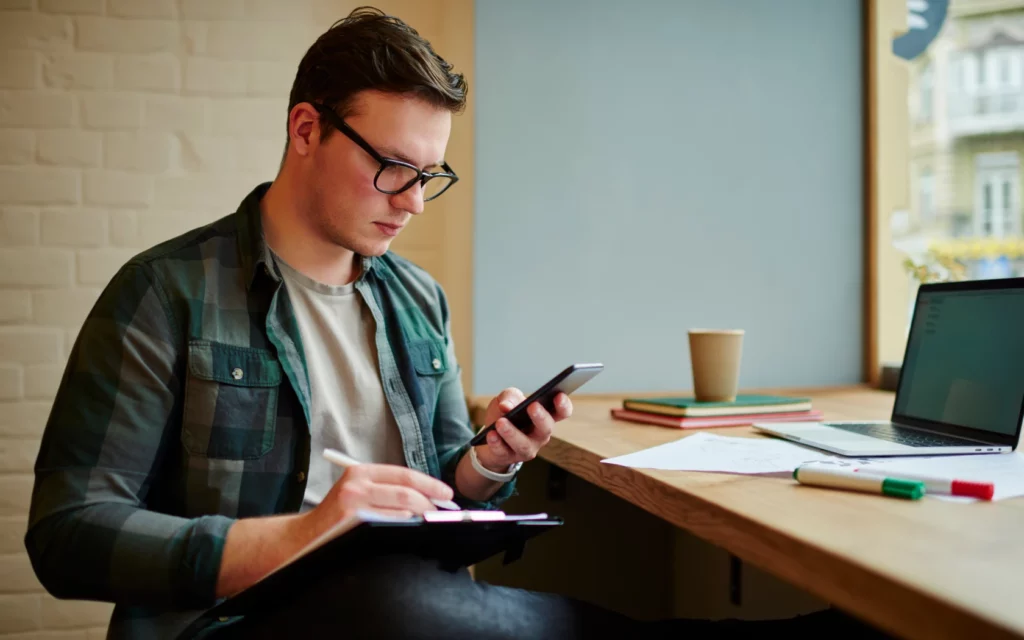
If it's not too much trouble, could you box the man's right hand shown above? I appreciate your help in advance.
[303,464,455,534]
[217,464,454,599]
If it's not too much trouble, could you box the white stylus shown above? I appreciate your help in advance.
[321,448,462,511]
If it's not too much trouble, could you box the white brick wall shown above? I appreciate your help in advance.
[0,0,344,634]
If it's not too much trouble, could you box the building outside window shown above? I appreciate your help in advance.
[898,0,1024,288]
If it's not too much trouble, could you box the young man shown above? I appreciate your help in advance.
[25,7,886,639]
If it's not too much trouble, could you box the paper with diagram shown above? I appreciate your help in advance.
[601,432,1024,502]
[601,431,842,474]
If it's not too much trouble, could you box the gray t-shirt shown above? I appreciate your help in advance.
[272,252,406,512]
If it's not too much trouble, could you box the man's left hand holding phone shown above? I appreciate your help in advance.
[452,387,572,504]
[474,388,572,472]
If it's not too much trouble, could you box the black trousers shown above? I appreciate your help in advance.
[212,554,891,639]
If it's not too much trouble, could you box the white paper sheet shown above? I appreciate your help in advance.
[601,432,1024,502]
[855,453,1024,502]
[601,431,841,474]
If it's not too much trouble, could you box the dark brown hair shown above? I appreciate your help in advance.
[288,6,467,142]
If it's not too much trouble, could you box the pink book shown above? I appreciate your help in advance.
[610,407,825,430]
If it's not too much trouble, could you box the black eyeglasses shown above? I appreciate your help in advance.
[311,103,458,202]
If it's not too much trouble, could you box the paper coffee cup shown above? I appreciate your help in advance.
[688,329,744,402]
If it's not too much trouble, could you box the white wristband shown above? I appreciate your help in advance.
[469,446,522,483]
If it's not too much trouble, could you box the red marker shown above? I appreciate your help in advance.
[855,468,994,500]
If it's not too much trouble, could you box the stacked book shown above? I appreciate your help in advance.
[611,394,823,429]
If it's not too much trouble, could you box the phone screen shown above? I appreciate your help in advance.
[468,363,604,447]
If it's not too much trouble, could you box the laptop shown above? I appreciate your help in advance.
[753,277,1024,456]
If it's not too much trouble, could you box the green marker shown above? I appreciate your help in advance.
[794,464,925,500]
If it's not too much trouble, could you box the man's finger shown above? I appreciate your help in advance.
[350,463,454,500]
[498,387,525,411]
[552,393,573,421]
[524,402,555,443]
[495,418,536,460]
[485,431,514,460]
[366,483,437,514]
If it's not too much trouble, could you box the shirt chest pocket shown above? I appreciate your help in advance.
[407,339,448,408]
[182,340,282,460]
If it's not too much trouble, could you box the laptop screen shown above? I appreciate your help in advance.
[894,281,1024,439]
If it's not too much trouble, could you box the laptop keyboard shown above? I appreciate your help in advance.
[827,422,979,448]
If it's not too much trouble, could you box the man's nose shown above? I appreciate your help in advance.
[391,181,425,215]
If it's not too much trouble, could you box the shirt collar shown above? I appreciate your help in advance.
[235,182,383,291]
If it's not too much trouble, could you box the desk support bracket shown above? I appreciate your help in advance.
[729,555,743,606]
[546,464,567,501]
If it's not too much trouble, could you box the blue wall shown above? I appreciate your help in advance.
[473,0,863,394]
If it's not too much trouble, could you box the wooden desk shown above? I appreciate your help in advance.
[470,386,1024,640]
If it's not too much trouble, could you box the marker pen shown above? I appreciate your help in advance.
[794,465,925,500]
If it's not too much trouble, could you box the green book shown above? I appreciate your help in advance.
[622,394,812,418]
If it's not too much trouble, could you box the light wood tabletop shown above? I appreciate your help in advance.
[470,386,1024,640]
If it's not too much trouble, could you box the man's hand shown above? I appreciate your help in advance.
[474,387,573,473]
[218,463,454,598]
[311,463,455,524]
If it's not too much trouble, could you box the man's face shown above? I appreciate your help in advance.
[304,90,452,257]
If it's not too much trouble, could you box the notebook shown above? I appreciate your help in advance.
[623,394,811,417]
[612,407,824,429]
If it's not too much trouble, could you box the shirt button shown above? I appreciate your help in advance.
[431,358,441,370]
[231,367,243,380]
[296,471,306,482]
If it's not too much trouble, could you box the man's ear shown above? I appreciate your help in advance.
[288,103,319,157]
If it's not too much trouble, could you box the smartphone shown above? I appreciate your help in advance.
[469,363,604,447]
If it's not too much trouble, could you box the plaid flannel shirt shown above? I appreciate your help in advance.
[25,183,514,639]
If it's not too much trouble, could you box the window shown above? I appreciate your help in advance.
[974,153,1020,238]
[918,62,934,122]
[877,0,1024,375]
[919,169,936,224]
